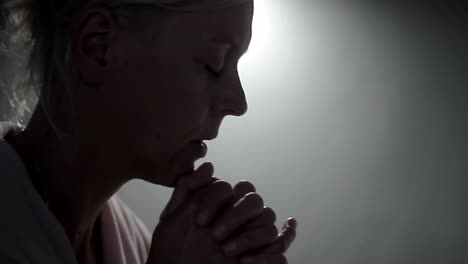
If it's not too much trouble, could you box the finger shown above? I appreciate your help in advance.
[212,192,264,241]
[233,181,256,201]
[244,206,277,229]
[221,224,278,257]
[262,218,297,254]
[284,217,297,230]
[212,176,221,181]
[160,162,215,221]
[195,180,234,226]
[220,207,277,256]
[240,254,287,264]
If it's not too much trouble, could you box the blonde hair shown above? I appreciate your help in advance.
[1,0,252,137]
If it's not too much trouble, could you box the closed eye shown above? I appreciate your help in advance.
[205,64,222,78]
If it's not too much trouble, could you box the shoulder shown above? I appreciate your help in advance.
[0,124,77,264]
[100,195,152,264]
[107,195,152,242]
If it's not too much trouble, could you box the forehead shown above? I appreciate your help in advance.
[164,3,254,52]
[209,4,253,51]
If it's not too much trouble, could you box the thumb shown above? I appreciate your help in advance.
[262,218,298,254]
[160,162,215,221]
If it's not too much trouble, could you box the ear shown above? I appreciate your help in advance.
[71,5,122,87]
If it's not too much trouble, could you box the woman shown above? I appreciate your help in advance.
[0,0,297,263]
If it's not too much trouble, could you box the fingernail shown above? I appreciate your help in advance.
[213,225,225,240]
[288,217,297,228]
[223,241,237,255]
[241,256,254,264]
[197,213,209,226]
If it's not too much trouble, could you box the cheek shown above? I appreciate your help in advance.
[91,42,212,178]
[105,58,210,159]
[134,60,210,133]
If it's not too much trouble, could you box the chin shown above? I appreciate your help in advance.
[144,178,176,188]
[138,170,175,187]
[131,144,200,188]
[138,165,192,188]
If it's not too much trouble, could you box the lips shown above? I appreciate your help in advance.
[179,141,208,175]
[192,140,208,158]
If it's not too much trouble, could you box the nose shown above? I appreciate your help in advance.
[213,70,248,117]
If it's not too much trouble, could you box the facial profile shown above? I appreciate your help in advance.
[71,1,254,187]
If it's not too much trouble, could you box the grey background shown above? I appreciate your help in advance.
[1,1,467,264]
[118,2,468,264]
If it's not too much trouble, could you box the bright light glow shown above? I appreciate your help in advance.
[249,1,272,54]
[239,1,275,96]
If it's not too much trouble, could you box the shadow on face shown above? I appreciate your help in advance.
[71,2,253,187]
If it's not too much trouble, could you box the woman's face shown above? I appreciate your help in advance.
[73,3,253,187]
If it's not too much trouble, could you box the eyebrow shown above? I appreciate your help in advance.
[213,39,250,57]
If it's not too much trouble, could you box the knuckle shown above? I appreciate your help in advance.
[268,225,279,240]
[242,231,256,245]
[244,192,264,208]
[212,180,233,193]
[196,182,233,212]
[263,206,277,223]
[235,181,256,191]
[236,235,250,249]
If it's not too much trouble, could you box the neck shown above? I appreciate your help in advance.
[5,110,125,260]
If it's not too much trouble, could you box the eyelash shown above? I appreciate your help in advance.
[205,64,222,78]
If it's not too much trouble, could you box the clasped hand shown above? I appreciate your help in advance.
[146,162,297,264]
